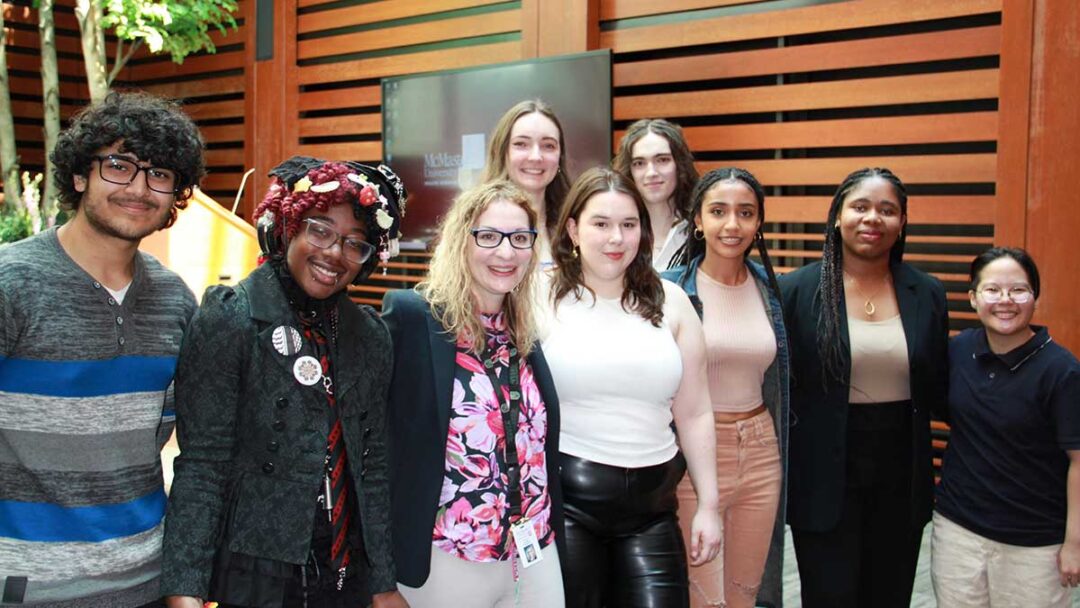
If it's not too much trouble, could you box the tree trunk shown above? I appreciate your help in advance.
[39,0,61,210]
[75,0,108,103]
[0,6,23,206]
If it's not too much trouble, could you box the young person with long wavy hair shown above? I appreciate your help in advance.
[932,248,1080,607]
[778,167,949,607]
[382,181,566,608]
[614,118,699,271]
[539,167,721,607]
[482,100,572,269]
[663,168,789,608]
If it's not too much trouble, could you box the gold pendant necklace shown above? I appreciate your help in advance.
[844,271,889,317]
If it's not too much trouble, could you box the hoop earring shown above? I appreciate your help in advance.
[693,228,704,241]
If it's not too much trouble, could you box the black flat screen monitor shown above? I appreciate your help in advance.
[382,50,612,246]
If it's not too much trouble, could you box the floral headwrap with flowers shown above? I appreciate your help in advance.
[254,156,408,284]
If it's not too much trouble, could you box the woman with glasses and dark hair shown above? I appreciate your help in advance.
[932,247,1080,607]
[540,167,721,608]
[613,118,699,271]
[662,167,789,608]
[161,157,409,608]
[777,167,949,607]
[382,181,565,607]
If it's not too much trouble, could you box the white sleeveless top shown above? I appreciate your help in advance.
[541,290,683,468]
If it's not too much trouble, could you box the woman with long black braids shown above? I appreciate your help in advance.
[162,157,409,608]
[778,167,949,607]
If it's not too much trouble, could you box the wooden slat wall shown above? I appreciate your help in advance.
[1,0,86,176]
[118,2,248,200]
[603,0,1003,331]
[292,0,528,301]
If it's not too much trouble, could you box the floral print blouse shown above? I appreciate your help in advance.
[432,312,554,562]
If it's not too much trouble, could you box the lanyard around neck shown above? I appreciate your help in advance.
[480,346,524,524]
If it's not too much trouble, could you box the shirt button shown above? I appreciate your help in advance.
[267,441,279,452]
[118,336,125,345]
[93,282,101,289]
[116,316,124,325]
[262,462,275,474]
[989,372,996,379]
[272,419,285,431]
[358,410,368,421]
[108,298,116,306]
[363,427,372,438]
[276,397,288,409]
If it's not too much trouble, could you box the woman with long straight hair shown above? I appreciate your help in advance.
[613,118,699,271]
[663,167,789,608]
[482,99,572,268]
[778,167,949,607]
[382,181,565,608]
[540,167,721,607]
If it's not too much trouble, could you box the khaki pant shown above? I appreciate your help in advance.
[398,543,564,608]
[677,409,782,608]
[932,511,1072,608]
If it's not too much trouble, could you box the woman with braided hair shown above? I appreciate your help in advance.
[162,157,410,608]
[778,167,949,607]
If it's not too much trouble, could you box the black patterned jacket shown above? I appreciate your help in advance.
[161,263,396,598]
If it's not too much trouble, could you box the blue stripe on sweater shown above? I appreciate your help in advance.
[0,355,177,397]
[0,489,166,542]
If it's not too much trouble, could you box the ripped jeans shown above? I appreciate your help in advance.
[676,408,782,608]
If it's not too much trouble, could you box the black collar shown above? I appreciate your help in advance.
[974,325,1053,371]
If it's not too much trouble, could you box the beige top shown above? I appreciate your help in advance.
[848,314,911,403]
[697,269,777,413]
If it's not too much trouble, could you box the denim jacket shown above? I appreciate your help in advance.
[662,256,791,608]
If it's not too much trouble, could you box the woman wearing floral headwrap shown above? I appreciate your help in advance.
[161,157,410,608]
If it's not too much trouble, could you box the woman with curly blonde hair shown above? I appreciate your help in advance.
[383,181,566,607]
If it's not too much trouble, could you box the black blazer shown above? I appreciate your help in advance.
[382,289,566,587]
[162,263,396,597]
[778,261,949,532]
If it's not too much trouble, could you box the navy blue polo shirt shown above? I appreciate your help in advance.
[936,326,1080,546]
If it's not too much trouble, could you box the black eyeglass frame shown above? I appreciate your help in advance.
[91,154,180,195]
[469,228,539,250]
[301,218,376,264]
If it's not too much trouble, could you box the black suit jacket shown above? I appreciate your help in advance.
[778,261,949,532]
[382,289,566,587]
[162,263,396,597]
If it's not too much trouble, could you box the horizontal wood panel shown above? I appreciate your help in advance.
[614,112,998,153]
[600,0,774,21]
[613,25,1001,87]
[299,11,519,60]
[201,172,243,192]
[181,99,245,120]
[616,70,1000,119]
[200,124,246,141]
[770,249,976,264]
[124,49,246,81]
[700,155,996,186]
[762,232,995,245]
[1,2,79,30]
[601,0,1002,53]
[299,114,380,138]
[138,75,245,98]
[299,86,381,112]
[6,53,84,78]
[298,0,507,30]
[9,99,79,120]
[204,148,244,166]
[767,195,994,224]
[298,41,521,85]
[8,74,88,99]
[295,142,382,162]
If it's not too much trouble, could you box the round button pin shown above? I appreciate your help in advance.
[293,355,322,386]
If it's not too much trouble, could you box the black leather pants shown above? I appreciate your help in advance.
[560,452,689,608]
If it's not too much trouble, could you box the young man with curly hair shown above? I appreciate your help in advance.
[0,91,205,607]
